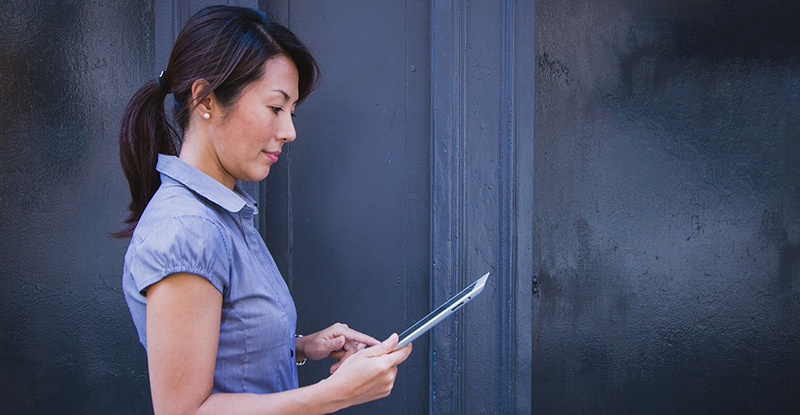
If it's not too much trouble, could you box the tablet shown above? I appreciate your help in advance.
[394,272,490,351]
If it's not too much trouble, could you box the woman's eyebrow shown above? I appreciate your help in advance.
[272,89,297,105]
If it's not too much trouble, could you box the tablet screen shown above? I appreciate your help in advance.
[398,278,480,340]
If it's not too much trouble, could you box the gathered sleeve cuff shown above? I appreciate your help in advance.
[129,215,231,296]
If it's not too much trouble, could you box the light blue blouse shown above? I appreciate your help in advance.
[122,154,299,394]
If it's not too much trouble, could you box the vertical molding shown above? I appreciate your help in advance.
[498,0,515,411]
[430,0,467,413]
[282,0,292,290]
[173,0,190,41]
[430,0,532,413]
[284,143,293,289]
[261,0,292,288]
[513,0,534,412]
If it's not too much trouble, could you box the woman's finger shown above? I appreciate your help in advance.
[362,333,398,358]
[327,324,380,346]
[386,342,413,366]
[329,360,342,374]
[341,328,380,346]
[325,335,345,351]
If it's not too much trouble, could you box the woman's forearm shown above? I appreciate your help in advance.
[195,379,346,415]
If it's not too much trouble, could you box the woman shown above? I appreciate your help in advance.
[116,6,411,414]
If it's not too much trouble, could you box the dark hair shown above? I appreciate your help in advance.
[114,6,319,238]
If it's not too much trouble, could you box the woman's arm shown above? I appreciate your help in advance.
[146,272,411,415]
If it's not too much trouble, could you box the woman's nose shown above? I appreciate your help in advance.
[278,115,297,142]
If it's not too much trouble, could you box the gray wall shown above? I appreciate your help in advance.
[264,1,533,414]
[0,1,154,413]
[534,0,800,413]
[262,1,432,413]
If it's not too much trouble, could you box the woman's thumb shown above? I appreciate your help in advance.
[365,333,398,356]
[328,335,345,350]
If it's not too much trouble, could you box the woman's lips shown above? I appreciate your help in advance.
[264,151,279,162]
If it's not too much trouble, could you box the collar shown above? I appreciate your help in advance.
[156,154,257,214]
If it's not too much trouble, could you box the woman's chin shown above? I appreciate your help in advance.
[238,166,271,183]
[255,165,272,181]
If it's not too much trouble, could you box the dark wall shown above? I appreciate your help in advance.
[0,1,154,413]
[263,1,432,413]
[534,0,800,413]
[264,1,534,413]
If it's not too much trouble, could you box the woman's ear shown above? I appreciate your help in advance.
[191,79,217,117]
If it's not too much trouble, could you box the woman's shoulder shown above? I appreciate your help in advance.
[133,182,230,242]
[123,182,234,298]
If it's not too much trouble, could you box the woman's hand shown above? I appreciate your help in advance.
[321,333,413,408]
[295,323,379,371]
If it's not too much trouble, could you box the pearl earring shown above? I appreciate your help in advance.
[203,113,211,119]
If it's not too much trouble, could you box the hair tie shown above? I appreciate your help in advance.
[158,71,170,93]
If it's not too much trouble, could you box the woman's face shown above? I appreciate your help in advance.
[208,55,300,186]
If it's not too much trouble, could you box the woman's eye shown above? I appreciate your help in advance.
[270,106,283,115]
[291,112,296,118]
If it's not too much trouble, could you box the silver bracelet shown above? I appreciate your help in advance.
[295,334,306,366]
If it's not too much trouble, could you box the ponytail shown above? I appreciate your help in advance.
[113,79,178,238]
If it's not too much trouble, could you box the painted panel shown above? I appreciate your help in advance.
[534,0,800,412]
[430,0,533,413]
[263,1,432,414]
[0,0,155,413]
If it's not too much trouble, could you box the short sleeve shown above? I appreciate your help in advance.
[128,215,231,296]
